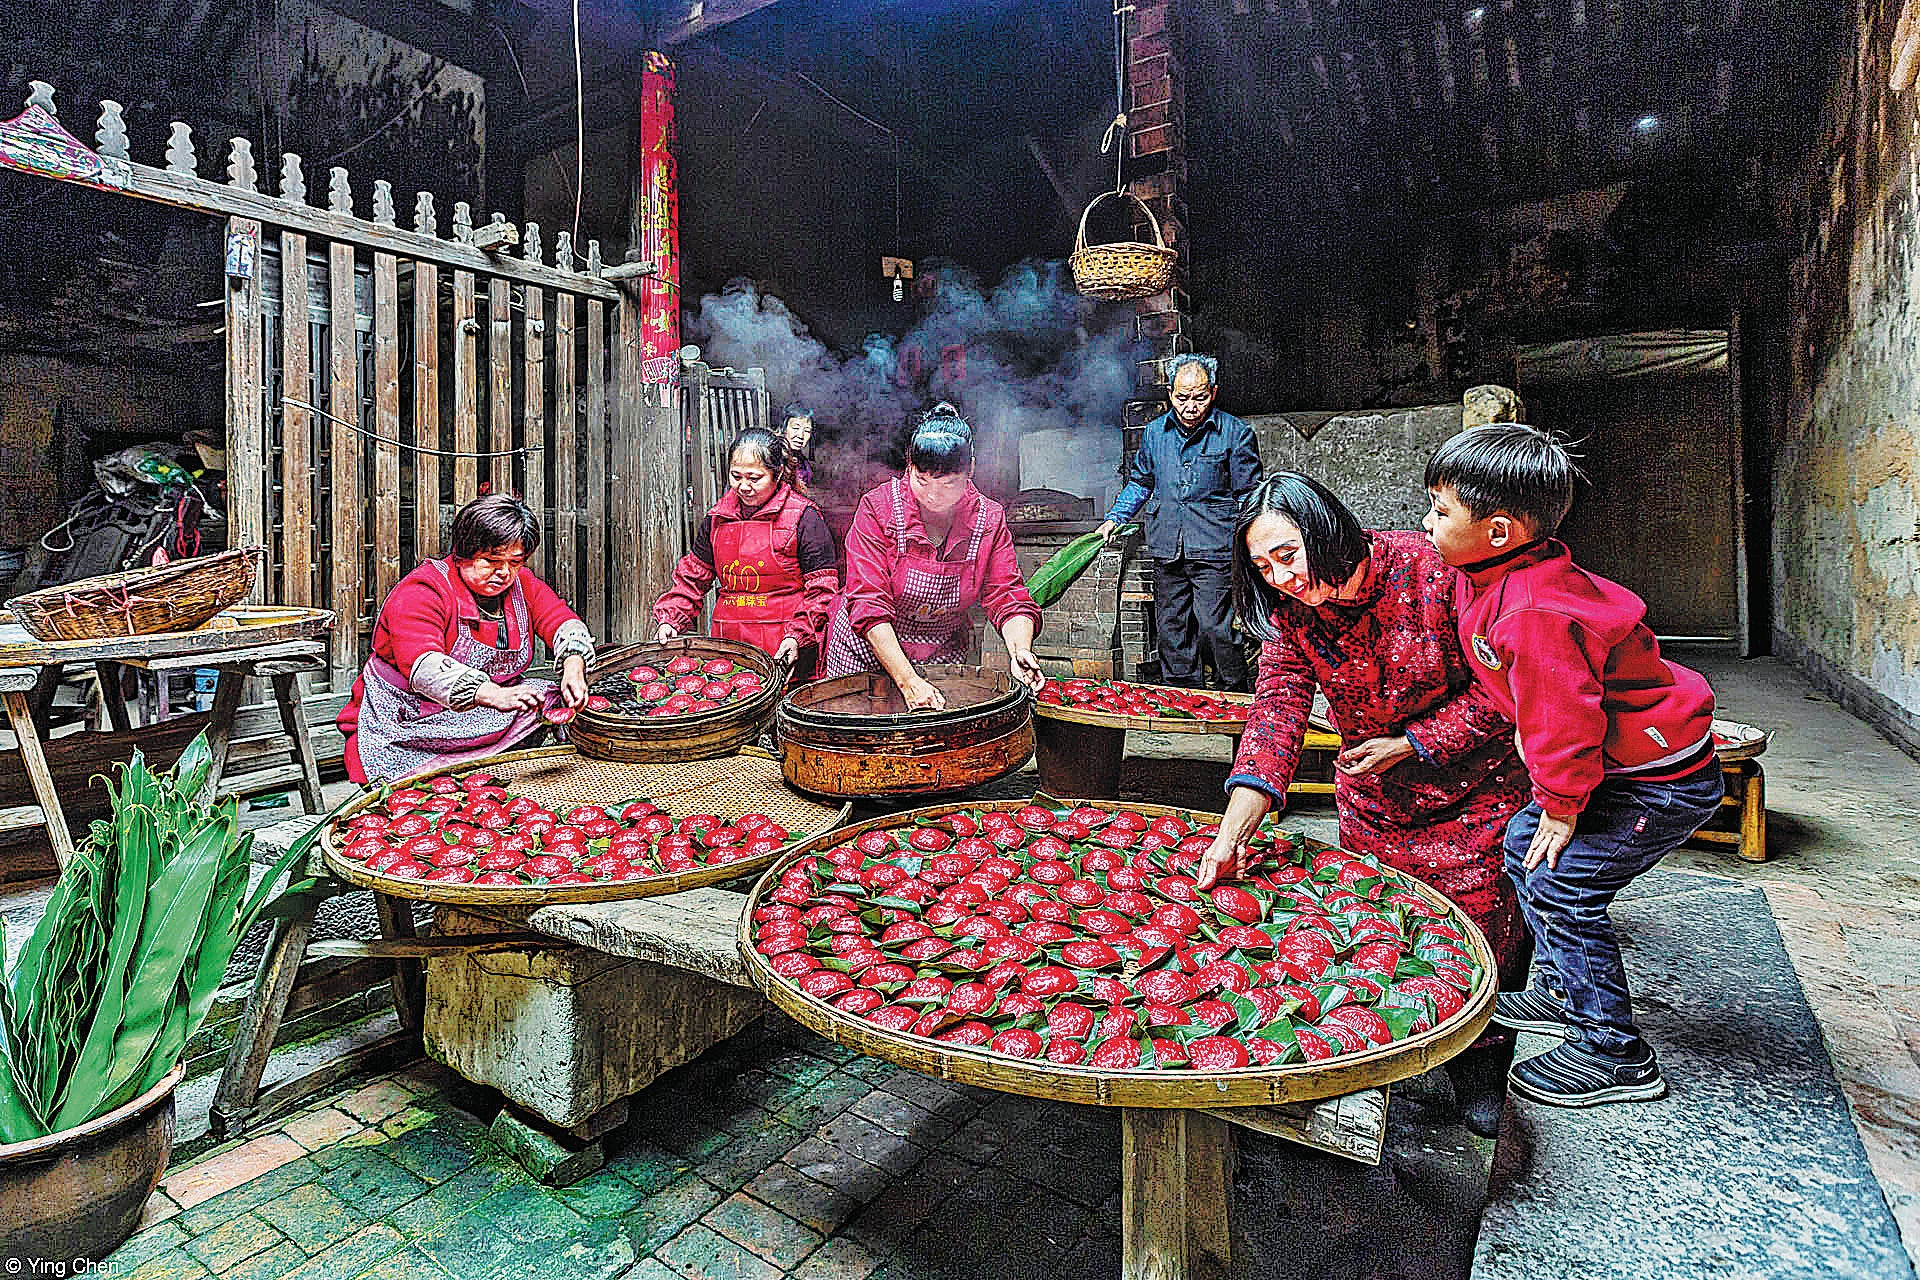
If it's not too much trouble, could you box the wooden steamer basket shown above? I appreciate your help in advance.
[775,666,1035,799]
[736,798,1496,1109]
[323,745,851,906]
[569,636,784,763]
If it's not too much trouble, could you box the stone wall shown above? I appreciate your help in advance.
[1246,404,1465,534]
[1775,0,1920,754]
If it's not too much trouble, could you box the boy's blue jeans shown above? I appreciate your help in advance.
[1504,764,1725,1056]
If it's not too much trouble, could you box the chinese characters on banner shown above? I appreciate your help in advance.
[640,51,681,385]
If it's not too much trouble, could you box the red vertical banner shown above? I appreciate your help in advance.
[640,51,681,384]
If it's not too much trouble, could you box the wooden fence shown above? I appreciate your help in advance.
[0,80,686,708]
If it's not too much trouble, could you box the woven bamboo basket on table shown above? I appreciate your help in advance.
[1069,190,1178,301]
[324,744,851,906]
[4,547,262,642]
[568,636,785,763]
[737,797,1497,1110]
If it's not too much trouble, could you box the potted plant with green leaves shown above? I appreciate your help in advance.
[0,735,321,1264]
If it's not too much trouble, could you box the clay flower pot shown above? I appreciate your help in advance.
[0,1065,183,1265]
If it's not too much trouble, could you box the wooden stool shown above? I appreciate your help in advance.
[1688,758,1767,863]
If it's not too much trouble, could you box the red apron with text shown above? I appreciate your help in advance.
[711,493,810,656]
[823,478,988,678]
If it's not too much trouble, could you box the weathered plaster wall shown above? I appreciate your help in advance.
[1777,0,1920,752]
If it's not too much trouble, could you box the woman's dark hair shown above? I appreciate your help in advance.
[907,402,974,475]
[727,426,789,479]
[450,493,541,559]
[782,401,814,426]
[1231,472,1371,640]
[1423,423,1580,536]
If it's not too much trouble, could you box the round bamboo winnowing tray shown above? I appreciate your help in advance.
[324,746,851,905]
[737,798,1496,1110]
[1034,683,1253,735]
[1711,719,1770,762]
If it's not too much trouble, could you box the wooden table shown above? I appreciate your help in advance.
[739,800,1499,1280]
[0,606,333,868]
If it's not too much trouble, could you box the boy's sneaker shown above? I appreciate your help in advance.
[1491,986,1571,1037]
[1508,1041,1667,1108]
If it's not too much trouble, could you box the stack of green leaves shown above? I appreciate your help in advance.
[1027,525,1138,608]
[0,735,321,1142]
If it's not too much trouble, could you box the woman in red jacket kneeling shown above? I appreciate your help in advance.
[339,494,592,784]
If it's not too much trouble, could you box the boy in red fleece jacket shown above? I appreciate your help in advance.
[1423,424,1722,1108]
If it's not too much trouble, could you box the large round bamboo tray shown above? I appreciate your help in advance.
[5,547,262,641]
[737,798,1496,1110]
[1034,684,1252,735]
[1711,718,1770,762]
[775,666,1034,798]
[324,745,851,906]
[569,636,783,763]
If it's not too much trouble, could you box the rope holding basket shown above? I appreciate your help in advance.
[1069,188,1177,301]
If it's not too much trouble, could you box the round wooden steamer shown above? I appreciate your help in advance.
[776,667,1035,799]
[1710,718,1770,762]
[737,798,1497,1110]
[324,745,851,906]
[1033,682,1252,736]
[569,636,783,763]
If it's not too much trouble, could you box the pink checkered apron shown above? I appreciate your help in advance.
[823,478,988,678]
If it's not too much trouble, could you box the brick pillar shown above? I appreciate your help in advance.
[1127,0,1188,397]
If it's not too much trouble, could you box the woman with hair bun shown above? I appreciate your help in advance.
[821,404,1045,710]
[652,426,839,679]
[338,492,594,784]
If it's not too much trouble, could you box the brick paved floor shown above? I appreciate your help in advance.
[110,1015,1490,1280]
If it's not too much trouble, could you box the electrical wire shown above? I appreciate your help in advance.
[571,0,585,247]
[281,397,542,458]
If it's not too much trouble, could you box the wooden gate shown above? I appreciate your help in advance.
[0,81,683,717]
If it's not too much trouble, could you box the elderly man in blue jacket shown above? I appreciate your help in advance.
[1096,354,1263,691]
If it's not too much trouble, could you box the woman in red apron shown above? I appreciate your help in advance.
[339,494,593,784]
[653,428,839,679]
[822,404,1044,710]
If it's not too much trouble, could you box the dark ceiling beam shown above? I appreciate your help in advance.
[317,0,533,76]
[655,0,783,46]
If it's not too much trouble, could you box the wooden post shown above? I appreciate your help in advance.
[1120,1108,1234,1280]
[553,291,579,606]
[327,242,363,677]
[453,270,480,504]
[372,252,403,608]
[523,284,547,578]
[584,299,608,638]
[225,217,267,601]
[615,299,645,639]
[488,276,514,496]
[2,687,76,870]
[280,231,313,605]
[413,261,443,560]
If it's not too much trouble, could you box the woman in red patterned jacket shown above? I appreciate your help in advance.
[653,427,839,680]
[1193,471,1530,1135]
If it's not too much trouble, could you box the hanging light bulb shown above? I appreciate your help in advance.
[882,255,914,304]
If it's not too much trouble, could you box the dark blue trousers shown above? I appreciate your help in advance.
[1504,763,1725,1055]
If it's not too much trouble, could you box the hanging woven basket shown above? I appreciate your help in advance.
[1069,189,1177,301]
